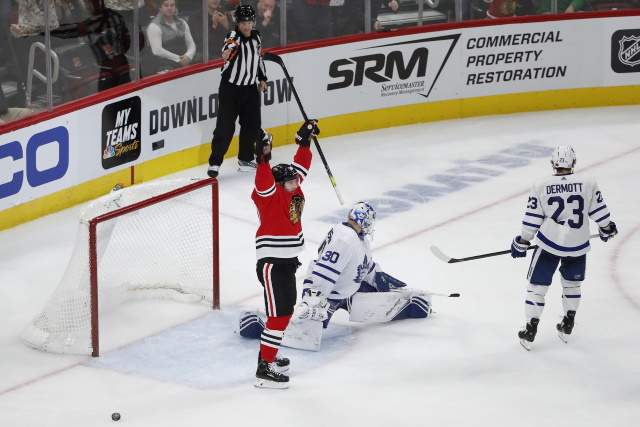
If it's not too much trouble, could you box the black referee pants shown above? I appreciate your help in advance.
[209,80,262,167]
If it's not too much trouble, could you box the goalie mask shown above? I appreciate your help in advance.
[272,164,297,183]
[234,5,256,22]
[551,145,576,171]
[348,202,376,237]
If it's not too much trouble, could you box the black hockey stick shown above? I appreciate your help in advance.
[430,233,602,264]
[427,292,460,297]
[262,51,344,205]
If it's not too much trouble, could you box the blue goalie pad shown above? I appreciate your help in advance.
[374,271,407,292]
[391,296,431,321]
[238,310,265,339]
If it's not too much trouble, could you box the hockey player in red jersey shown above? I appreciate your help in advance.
[250,120,319,389]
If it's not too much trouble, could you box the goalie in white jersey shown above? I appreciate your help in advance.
[239,202,433,351]
[510,146,618,350]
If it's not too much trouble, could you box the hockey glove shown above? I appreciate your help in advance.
[374,271,407,292]
[599,221,617,242]
[295,120,320,147]
[294,289,328,321]
[254,131,272,164]
[510,236,530,258]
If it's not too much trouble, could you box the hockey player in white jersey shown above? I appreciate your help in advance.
[510,146,617,350]
[239,202,433,351]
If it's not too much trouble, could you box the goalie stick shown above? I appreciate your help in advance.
[262,51,344,205]
[430,234,602,264]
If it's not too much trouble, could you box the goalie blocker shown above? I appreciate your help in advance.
[239,281,433,351]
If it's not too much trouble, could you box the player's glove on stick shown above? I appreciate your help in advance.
[254,131,272,164]
[599,221,617,242]
[295,120,320,147]
[510,236,530,258]
[294,289,328,321]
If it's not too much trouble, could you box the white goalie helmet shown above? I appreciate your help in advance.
[348,202,376,237]
[550,145,576,170]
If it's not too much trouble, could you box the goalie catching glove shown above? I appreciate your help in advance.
[295,120,320,147]
[293,289,328,321]
[254,130,272,164]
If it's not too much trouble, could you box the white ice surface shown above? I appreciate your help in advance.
[1,106,639,426]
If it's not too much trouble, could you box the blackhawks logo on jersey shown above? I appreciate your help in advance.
[289,195,305,224]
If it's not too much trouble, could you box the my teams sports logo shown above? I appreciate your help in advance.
[101,96,142,169]
[611,29,640,73]
[326,34,460,98]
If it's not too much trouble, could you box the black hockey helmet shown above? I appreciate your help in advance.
[234,5,256,22]
[272,164,297,183]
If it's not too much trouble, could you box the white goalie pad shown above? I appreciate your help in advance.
[238,308,324,351]
[282,318,324,351]
[348,288,432,323]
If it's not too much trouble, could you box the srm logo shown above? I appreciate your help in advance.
[327,48,428,91]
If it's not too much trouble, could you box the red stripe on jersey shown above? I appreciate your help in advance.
[263,263,276,316]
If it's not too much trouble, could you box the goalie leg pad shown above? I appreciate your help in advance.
[348,289,433,323]
[238,308,324,351]
[281,318,324,351]
[391,296,431,321]
[239,308,266,339]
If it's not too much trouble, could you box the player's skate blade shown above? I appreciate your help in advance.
[520,339,532,351]
[254,378,289,389]
[557,331,569,344]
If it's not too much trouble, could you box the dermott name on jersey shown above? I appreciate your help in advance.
[546,183,583,194]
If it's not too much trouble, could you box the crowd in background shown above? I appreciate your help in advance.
[1,0,638,126]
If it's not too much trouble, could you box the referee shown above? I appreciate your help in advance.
[207,5,267,178]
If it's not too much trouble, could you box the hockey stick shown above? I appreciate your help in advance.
[262,51,344,205]
[427,292,460,297]
[430,234,602,264]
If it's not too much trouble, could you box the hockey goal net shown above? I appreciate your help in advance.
[22,177,219,357]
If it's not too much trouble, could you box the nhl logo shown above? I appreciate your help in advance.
[618,35,640,67]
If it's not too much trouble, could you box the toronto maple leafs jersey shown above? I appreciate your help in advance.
[302,222,379,300]
[520,172,611,257]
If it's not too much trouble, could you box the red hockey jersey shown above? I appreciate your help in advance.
[251,145,312,260]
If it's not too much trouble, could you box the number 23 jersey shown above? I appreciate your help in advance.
[521,172,612,257]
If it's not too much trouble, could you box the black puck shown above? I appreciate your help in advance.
[112,413,121,421]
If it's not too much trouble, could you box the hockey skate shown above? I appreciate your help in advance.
[207,165,219,178]
[556,310,576,344]
[518,318,539,351]
[238,159,257,172]
[258,353,290,373]
[255,358,289,389]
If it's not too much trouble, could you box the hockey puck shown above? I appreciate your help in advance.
[112,413,121,421]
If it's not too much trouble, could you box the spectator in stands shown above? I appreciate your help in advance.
[104,0,151,32]
[9,0,59,37]
[291,0,332,43]
[246,0,280,48]
[483,0,517,18]
[0,87,32,125]
[537,0,584,13]
[46,0,137,92]
[189,0,231,61]
[333,0,399,37]
[146,0,199,73]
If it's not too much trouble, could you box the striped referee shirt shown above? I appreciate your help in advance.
[221,29,267,86]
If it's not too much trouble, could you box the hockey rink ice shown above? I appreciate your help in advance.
[1,105,639,426]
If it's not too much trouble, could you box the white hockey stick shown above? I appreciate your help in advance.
[431,233,602,264]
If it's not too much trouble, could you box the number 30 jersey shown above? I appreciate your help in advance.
[520,172,612,257]
[302,222,378,300]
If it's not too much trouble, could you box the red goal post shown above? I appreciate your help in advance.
[23,178,219,357]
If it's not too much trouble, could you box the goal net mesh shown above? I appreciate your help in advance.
[22,178,216,356]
